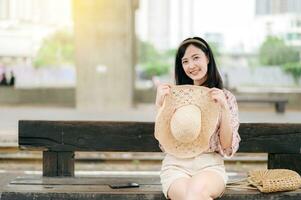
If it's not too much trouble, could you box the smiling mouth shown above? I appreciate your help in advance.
[190,70,199,74]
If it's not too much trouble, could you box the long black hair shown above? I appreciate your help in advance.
[174,37,223,89]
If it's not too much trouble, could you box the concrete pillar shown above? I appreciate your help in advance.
[73,0,138,111]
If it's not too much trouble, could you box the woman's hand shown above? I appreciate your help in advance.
[155,83,171,108]
[208,88,229,110]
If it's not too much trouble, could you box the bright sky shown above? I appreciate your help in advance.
[193,0,255,32]
[193,0,255,51]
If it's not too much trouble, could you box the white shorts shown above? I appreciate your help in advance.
[160,152,228,199]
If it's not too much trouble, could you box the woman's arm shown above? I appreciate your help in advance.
[155,83,171,108]
[218,105,233,149]
[209,88,240,157]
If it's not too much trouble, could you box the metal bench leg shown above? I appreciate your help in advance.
[275,102,285,113]
[43,151,75,177]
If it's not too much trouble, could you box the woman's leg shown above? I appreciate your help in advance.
[167,177,190,200]
[185,170,226,200]
[167,170,225,200]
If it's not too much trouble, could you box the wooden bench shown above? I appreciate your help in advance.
[236,96,288,113]
[1,120,301,200]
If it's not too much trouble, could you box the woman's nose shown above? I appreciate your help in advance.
[188,62,194,69]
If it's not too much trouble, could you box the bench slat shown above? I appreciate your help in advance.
[2,182,301,200]
[236,96,288,113]
[11,176,161,185]
[19,121,301,153]
[5,175,301,200]
[236,96,288,103]
[268,153,301,175]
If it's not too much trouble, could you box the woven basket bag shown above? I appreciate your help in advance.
[227,169,301,193]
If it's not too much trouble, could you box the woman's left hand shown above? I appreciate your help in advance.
[208,88,229,109]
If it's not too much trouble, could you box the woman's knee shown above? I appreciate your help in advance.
[168,178,189,200]
[187,170,226,199]
[186,181,211,199]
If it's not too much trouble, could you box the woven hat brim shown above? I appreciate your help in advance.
[155,85,220,158]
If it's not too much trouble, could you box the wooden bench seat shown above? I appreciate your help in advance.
[2,175,301,200]
[1,120,300,200]
[236,96,288,113]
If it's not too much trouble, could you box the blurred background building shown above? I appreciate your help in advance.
[255,0,301,48]
[0,0,72,64]
[138,0,195,51]
[0,0,73,88]
[255,0,301,15]
[0,0,299,110]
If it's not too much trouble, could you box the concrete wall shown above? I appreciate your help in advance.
[0,87,75,107]
[134,87,301,110]
[73,0,138,111]
[0,87,299,110]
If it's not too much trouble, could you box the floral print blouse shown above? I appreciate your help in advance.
[208,89,241,158]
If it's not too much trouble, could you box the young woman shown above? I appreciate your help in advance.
[155,37,241,200]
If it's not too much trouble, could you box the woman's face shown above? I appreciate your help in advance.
[181,44,209,85]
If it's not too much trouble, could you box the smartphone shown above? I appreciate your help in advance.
[109,182,140,189]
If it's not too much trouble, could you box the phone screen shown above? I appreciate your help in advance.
[109,182,140,189]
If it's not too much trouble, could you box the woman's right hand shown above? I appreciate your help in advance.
[155,83,171,108]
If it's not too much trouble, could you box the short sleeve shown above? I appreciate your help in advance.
[217,90,241,158]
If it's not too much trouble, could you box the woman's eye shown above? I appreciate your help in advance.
[193,56,199,60]
[182,60,188,64]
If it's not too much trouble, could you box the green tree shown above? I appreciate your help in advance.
[208,42,221,65]
[259,36,301,83]
[138,40,173,79]
[34,29,74,68]
[283,62,301,84]
[138,41,160,64]
[259,36,299,65]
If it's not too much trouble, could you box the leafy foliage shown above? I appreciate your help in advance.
[138,40,174,79]
[283,62,301,84]
[34,30,74,68]
[208,42,221,64]
[259,36,301,83]
[259,36,299,65]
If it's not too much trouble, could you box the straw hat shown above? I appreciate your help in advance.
[155,85,220,158]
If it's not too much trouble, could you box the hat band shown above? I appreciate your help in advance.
[179,39,207,50]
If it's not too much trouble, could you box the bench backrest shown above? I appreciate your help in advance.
[18,120,301,176]
[236,96,288,103]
